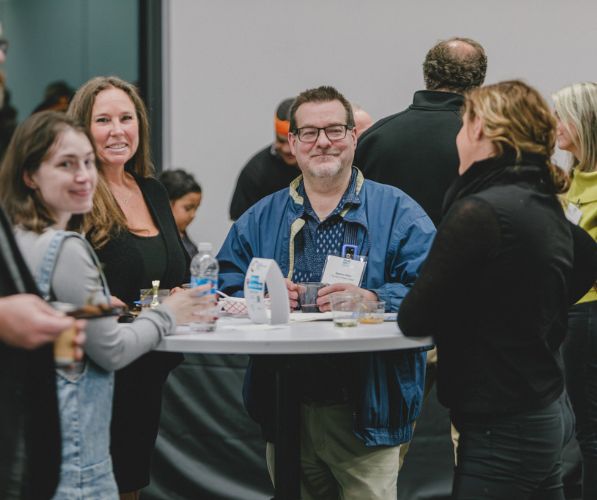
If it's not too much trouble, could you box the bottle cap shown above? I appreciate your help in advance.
[198,242,213,252]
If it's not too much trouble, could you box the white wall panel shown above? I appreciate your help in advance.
[165,0,597,249]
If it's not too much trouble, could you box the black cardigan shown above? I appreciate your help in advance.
[0,206,61,500]
[91,174,189,492]
[399,152,597,417]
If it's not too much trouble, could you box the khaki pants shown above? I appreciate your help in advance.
[267,403,401,500]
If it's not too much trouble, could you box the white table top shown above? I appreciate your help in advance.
[155,317,433,354]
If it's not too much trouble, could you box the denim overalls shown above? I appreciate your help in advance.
[36,231,118,500]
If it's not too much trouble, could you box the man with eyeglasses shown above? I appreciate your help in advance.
[218,85,435,499]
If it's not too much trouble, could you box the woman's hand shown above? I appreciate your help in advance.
[162,284,217,325]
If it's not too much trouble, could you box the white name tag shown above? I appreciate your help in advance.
[565,202,582,225]
[321,255,367,287]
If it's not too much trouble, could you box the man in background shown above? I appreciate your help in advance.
[354,37,487,225]
[352,103,374,138]
[229,97,300,220]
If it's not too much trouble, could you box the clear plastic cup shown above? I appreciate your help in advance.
[358,300,386,324]
[330,292,361,327]
[297,282,326,313]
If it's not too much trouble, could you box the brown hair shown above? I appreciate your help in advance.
[0,111,96,232]
[423,37,487,93]
[68,76,153,247]
[464,80,568,192]
[289,86,355,132]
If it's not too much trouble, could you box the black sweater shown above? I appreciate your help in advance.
[399,152,597,416]
[90,175,189,492]
[354,91,463,225]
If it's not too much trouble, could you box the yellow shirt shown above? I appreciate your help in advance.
[566,169,597,303]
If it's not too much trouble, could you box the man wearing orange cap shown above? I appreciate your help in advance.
[229,98,300,220]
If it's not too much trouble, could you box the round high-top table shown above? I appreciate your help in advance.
[155,317,433,500]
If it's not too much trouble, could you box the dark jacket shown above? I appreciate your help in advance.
[354,90,464,226]
[229,145,301,220]
[0,206,61,500]
[90,174,189,492]
[399,152,597,416]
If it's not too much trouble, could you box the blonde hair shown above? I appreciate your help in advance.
[552,82,597,173]
[464,80,568,192]
[67,76,154,248]
[0,111,95,232]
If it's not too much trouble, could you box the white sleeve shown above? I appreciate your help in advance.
[51,237,175,371]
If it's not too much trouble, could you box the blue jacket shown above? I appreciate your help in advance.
[217,169,435,446]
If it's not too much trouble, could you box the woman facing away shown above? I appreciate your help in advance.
[0,111,209,498]
[553,82,597,500]
[398,80,597,500]
[159,168,202,259]
[67,77,192,498]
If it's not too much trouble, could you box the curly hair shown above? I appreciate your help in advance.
[423,37,487,93]
[464,80,568,193]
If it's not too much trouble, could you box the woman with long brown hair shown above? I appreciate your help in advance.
[68,77,191,499]
[399,80,597,499]
[0,110,206,498]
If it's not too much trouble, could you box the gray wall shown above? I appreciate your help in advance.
[164,0,597,250]
[0,0,138,119]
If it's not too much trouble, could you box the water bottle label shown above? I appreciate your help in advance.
[190,277,216,293]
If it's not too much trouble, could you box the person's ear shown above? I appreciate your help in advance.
[288,131,297,156]
[23,171,37,190]
[472,116,484,141]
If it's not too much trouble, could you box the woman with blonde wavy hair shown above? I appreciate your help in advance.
[399,80,597,499]
[68,77,191,499]
[553,82,597,500]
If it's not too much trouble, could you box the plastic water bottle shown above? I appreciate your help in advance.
[189,242,219,332]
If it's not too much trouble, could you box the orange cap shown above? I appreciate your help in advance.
[275,116,290,136]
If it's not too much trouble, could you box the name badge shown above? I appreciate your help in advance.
[321,254,367,287]
[565,202,582,225]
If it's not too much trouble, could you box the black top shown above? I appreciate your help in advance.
[354,90,464,226]
[0,206,61,500]
[229,145,301,220]
[398,151,597,417]
[90,174,189,492]
[130,233,168,290]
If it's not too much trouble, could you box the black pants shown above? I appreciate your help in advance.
[563,300,597,500]
[451,398,569,500]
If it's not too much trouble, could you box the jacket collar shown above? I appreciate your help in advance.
[442,149,554,214]
[411,90,464,111]
[288,166,365,219]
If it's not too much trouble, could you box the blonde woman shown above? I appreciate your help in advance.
[399,81,597,499]
[553,82,597,500]
[68,77,191,498]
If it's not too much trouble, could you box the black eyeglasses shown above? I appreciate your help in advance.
[0,39,8,55]
[293,124,352,143]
